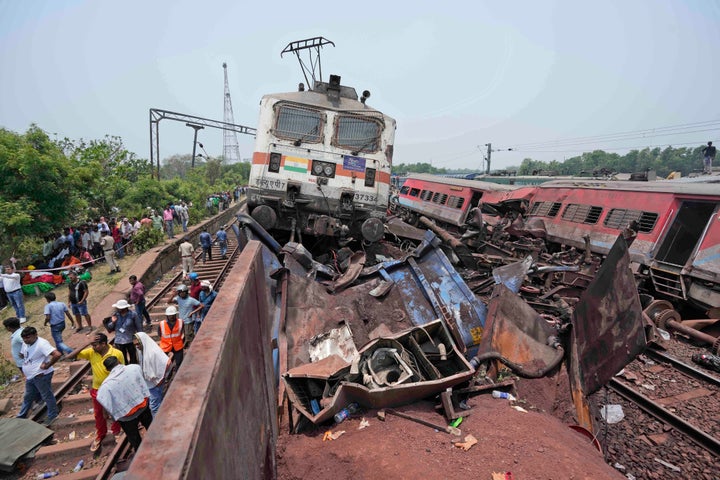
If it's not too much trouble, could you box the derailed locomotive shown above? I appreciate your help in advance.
[247,74,395,244]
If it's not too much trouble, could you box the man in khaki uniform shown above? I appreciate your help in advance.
[178,237,194,277]
[101,230,120,274]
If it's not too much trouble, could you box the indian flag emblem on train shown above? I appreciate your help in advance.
[283,156,309,173]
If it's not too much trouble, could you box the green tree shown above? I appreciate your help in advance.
[0,126,82,257]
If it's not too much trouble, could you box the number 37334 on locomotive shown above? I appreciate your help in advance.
[247,74,396,243]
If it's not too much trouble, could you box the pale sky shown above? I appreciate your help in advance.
[1,0,719,172]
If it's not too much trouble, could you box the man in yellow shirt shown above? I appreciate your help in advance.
[66,332,125,452]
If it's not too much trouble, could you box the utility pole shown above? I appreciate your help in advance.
[223,63,241,163]
[485,143,492,174]
[186,123,204,168]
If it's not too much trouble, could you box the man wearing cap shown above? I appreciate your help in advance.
[159,306,185,367]
[17,327,62,426]
[168,284,202,345]
[1,264,27,324]
[188,272,202,300]
[68,270,92,332]
[178,237,194,277]
[107,299,142,364]
[199,227,213,263]
[215,226,228,259]
[66,333,125,451]
[198,281,217,330]
[100,230,120,274]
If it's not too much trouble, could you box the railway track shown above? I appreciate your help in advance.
[16,222,242,480]
[592,340,720,479]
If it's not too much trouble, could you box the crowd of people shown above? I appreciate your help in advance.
[0,186,249,453]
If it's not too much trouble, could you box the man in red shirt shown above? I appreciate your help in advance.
[128,275,152,327]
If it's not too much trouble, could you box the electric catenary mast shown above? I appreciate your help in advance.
[222,62,242,163]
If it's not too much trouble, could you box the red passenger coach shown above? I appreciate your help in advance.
[526,179,720,311]
[395,173,525,228]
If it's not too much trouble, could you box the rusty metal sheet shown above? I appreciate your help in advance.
[326,251,366,293]
[492,256,534,294]
[285,354,351,378]
[385,215,427,241]
[308,324,359,363]
[478,283,560,372]
[568,233,647,396]
[126,241,277,480]
[284,320,474,424]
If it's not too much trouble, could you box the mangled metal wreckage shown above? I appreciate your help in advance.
[233,214,652,435]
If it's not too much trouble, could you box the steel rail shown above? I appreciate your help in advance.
[96,222,242,479]
[646,347,720,388]
[608,378,720,456]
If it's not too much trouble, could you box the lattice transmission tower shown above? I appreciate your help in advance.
[222,62,242,163]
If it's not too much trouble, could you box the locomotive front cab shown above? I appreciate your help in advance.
[248,77,395,243]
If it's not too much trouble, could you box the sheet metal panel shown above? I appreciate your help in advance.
[126,241,277,480]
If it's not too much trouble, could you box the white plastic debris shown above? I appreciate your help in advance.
[657,328,671,341]
[600,404,625,424]
[654,458,681,472]
[358,418,370,430]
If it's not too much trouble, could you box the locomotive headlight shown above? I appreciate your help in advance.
[324,164,334,176]
[312,162,324,175]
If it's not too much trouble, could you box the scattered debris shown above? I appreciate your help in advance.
[377,408,461,436]
[692,352,720,373]
[322,430,345,442]
[492,390,516,401]
[358,418,370,430]
[600,404,625,424]
[511,406,528,413]
[654,457,681,473]
[453,434,478,451]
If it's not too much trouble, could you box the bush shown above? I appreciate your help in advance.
[133,225,165,252]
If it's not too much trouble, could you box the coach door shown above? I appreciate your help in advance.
[655,201,716,267]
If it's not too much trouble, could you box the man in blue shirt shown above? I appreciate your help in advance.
[3,317,24,380]
[215,226,228,259]
[43,291,74,355]
[199,227,213,263]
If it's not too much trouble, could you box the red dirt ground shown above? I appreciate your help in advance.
[277,392,623,480]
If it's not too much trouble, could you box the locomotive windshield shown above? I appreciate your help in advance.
[334,114,382,153]
[274,104,323,143]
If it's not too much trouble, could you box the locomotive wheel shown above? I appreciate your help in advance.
[643,299,676,325]
[655,309,681,330]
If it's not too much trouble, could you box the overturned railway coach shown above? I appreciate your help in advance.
[523,179,720,311]
[248,75,396,243]
[394,173,530,228]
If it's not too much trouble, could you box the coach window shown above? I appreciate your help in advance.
[530,201,562,217]
[562,204,603,224]
[335,114,382,153]
[409,188,420,197]
[421,190,434,201]
[274,104,323,144]
[604,209,659,233]
[448,196,465,209]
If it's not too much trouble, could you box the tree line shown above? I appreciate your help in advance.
[393,145,711,178]
[0,125,249,262]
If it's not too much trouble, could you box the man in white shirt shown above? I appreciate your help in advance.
[1,264,26,323]
[17,327,62,426]
[97,356,153,451]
